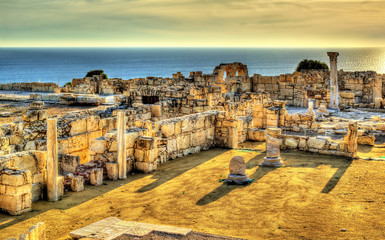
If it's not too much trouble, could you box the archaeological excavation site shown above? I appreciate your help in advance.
[1,52,385,239]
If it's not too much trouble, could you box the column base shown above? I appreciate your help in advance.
[261,157,283,167]
[225,174,251,185]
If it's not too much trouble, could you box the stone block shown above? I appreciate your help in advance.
[89,137,106,154]
[9,135,23,145]
[71,176,85,192]
[0,193,31,215]
[90,168,103,186]
[191,130,206,146]
[59,154,80,173]
[136,137,157,150]
[160,122,175,137]
[126,131,139,148]
[1,171,32,186]
[285,138,298,148]
[106,162,119,180]
[31,183,42,202]
[135,161,157,173]
[70,119,87,136]
[357,135,375,146]
[307,137,326,150]
[24,141,37,151]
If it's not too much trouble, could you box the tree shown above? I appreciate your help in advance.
[295,59,329,72]
[85,70,108,79]
[64,82,72,87]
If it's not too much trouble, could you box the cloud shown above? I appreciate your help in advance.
[0,0,384,47]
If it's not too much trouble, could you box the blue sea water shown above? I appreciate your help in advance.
[0,48,384,86]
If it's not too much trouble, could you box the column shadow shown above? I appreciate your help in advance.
[196,152,353,205]
[196,154,276,206]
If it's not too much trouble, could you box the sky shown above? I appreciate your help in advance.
[1,0,385,48]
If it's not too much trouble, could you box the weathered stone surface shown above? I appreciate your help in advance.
[357,135,375,146]
[285,138,298,148]
[229,156,246,175]
[308,137,326,150]
[90,168,103,186]
[71,176,85,192]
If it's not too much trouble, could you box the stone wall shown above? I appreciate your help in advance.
[0,82,60,93]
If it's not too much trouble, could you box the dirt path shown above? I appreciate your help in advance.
[1,143,385,239]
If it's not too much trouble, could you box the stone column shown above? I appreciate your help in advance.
[327,52,339,109]
[47,119,58,201]
[344,122,358,158]
[117,111,127,179]
[261,135,283,167]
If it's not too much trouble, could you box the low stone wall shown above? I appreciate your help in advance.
[0,82,59,93]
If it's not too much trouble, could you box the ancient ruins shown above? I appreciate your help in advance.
[1,52,385,239]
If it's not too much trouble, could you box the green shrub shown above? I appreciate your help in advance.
[85,70,108,79]
[295,59,329,72]
[64,82,72,87]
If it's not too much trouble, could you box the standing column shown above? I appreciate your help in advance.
[117,111,127,179]
[47,119,58,201]
[327,52,339,109]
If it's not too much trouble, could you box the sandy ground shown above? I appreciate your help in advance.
[1,143,385,240]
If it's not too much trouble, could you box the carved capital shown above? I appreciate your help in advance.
[327,52,339,62]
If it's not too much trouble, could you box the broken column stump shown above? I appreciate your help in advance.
[261,136,283,167]
[71,176,85,192]
[225,156,251,184]
[90,168,103,186]
[0,170,32,215]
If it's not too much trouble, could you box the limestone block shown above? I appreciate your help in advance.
[0,137,9,150]
[285,138,298,148]
[70,119,87,136]
[176,134,190,150]
[38,110,48,121]
[125,131,139,148]
[134,149,144,162]
[248,129,265,142]
[181,118,193,133]
[195,116,205,129]
[357,135,375,146]
[191,130,206,147]
[89,137,106,154]
[1,171,32,186]
[167,138,177,154]
[151,105,162,117]
[57,176,64,199]
[143,149,158,163]
[33,173,44,184]
[86,116,100,132]
[376,124,385,131]
[307,137,326,150]
[160,122,175,137]
[90,168,103,186]
[59,154,80,173]
[136,137,157,150]
[9,135,23,145]
[227,127,238,149]
[31,183,42,202]
[109,141,117,152]
[71,176,85,192]
[135,161,157,173]
[0,193,32,215]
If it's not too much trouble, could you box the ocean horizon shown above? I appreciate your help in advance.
[0,47,384,86]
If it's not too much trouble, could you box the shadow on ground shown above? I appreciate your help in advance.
[137,149,229,193]
[196,150,352,205]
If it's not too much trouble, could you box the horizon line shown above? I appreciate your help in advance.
[0,46,384,49]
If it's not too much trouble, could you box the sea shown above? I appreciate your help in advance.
[0,48,384,86]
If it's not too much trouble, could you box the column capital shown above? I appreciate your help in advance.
[327,52,339,61]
